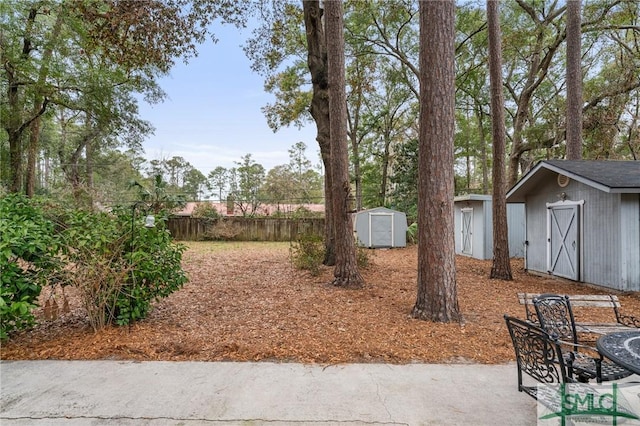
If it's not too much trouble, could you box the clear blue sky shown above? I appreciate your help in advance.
[137,23,319,175]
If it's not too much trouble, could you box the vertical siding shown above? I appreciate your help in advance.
[482,200,493,260]
[620,194,640,291]
[523,176,636,291]
[507,203,526,258]
[524,190,549,273]
[454,197,526,259]
[581,189,621,289]
[472,200,488,259]
[453,204,463,254]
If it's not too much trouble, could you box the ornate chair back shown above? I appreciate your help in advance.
[503,315,573,399]
[533,294,579,347]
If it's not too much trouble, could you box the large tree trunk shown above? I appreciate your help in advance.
[5,7,38,193]
[325,0,363,289]
[412,0,460,322]
[565,0,582,160]
[26,10,63,197]
[487,0,512,281]
[303,0,335,266]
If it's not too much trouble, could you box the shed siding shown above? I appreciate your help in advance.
[508,160,640,292]
[507,204,526,258]
[354,207,407,248]
[482,201,493,260]
[454,197,525,259]
[582,189,621,289]
[454,199,490,259]
[524,178,633,290]
[620,194,640,291]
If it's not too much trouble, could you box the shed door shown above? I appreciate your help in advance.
[547,204,580,280]
[461,208,473,255]
[370,213,393,247]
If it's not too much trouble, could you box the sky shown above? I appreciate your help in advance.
[137,23,319,176]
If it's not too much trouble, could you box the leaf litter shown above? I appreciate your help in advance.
[2,242,638,365]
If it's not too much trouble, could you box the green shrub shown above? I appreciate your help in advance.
[56,205,188,328]
[289,233,325,276]
[0,194,61,339]
[290,234,370,276]
[192,203,220,219]
[356,244,370,269]
[406,222,418,245]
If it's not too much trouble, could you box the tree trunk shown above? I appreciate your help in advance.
[412,0,460,322]
[303,0,335,266]
[26,9,63,197]
[487,0,512,281]
[325,0,363,289]
[5,7,38,193]
[565,0,582,160]
[379,130,392,206]
[26,116,40,197]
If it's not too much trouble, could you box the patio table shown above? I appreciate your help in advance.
[596,330,640,375]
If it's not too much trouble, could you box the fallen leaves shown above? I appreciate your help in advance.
[2,242,638,365]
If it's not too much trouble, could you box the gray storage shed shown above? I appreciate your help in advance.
[506,160,640,292]
[453,194,526,260]
[354,207,407,248]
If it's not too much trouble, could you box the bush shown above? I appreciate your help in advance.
[0,194,61,339]
[192,203,220,219]
[406,222,418,245]
[356,244,371,269]
[289,233,325,276]
[290,234,371,276]
[56,205,188,329]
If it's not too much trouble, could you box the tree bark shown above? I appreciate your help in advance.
[303,0,336,266]
[5,6,38,193]
[325,0,363,289]
[26,9,63,197]
[412,0,460,322]
[566,0,582,160]
[487,0,512,281]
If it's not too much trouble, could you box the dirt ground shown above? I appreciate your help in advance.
[2,242,639,364]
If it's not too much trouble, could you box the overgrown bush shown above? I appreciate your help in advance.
[289,233,325,276]
[356,244,371,269]
[0,194,61,339]
[290,234,371,276]
[192,203,220,219]
[57,206,188,328]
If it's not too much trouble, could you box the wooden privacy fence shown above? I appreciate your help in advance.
[167,216,325,242]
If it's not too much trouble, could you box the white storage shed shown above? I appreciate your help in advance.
[354,207,407,248]
[454,194,526,260]
[506,160,640,292]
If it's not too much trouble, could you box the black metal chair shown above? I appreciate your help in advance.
[504,315,578,400]
[504,315,576,400]
[505,315,639,423]
[533,294,633,383]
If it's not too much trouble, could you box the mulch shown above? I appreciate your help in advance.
[2,242,638,364]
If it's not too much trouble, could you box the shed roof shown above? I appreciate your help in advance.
[506,160,640,202]
[454,194,492,202]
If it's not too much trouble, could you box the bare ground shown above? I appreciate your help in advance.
[2,242,639,364]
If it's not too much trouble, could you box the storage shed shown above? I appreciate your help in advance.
[453,194,526,260]
[506,160,640,292]
[354,207,407,248]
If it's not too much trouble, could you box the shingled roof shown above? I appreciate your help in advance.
[506,160,640,202]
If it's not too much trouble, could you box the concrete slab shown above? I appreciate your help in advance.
[1,361,537,425]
